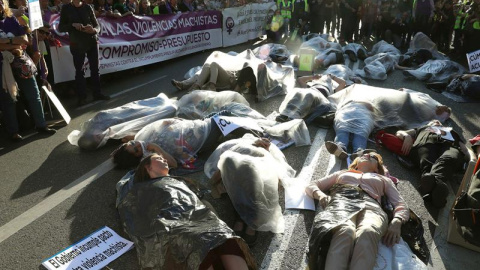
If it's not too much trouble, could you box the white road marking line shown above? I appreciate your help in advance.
[76,75,167,110]
[0,160,115,244]
[428,185,455,269]
[261,129,333,269]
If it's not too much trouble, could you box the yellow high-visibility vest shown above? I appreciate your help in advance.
[277,0,292,19]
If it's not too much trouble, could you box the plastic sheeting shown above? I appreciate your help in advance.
[328,84,447,130]
[204,134,296,181]
[403,60,467,83]
[356,53,397,80]
[308,185,429,270]
[218,144,286,233]
[323,64,367,85]
[343,43,368,60]
[134,118,213,164]
[67,94,177,150]
[204,50,295,101]
[407,32,448,61]
[446,75,480,98]
[253,43,292,64]
[314,48,344,66]
[116,175,256,269]
[175,90,249,119]
[302,33,336,42]
[369,40,402,56]
[184,66,202,79]
[278,87,331,120]
[218,102,267,120]
[334,101,375,138]
[300,36,330,52]
[261,119,311,147]
[308,185,366,269]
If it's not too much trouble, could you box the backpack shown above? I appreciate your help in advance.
[375,130,405,156]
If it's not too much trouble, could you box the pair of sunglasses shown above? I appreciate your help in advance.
[367,153,379,162]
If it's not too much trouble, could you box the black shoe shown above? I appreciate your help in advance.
[347,51,357,62]
[275,114,290,123]
[77,98,88,107]
[396,155,415,169]
[418,173,436,196]
[93,93,111,101]
[431,180,449,208]
[10,133,23,142]
[36,127,57,135]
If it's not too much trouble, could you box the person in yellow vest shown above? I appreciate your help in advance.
[452,0,470,51]
[152,0,178,14]
[277,0,292,36]
[266,9,285,41]
[463,0,480,54]
[291,0,309,36]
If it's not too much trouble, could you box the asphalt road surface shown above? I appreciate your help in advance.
[1,40,480,270]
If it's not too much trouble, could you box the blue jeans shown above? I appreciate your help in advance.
[304,103,333,125]
[70,44,101,99]
[334,130,367,153]
[0,76,47,135]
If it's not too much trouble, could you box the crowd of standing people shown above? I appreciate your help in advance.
[268,0,480,55]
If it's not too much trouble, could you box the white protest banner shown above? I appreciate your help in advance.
[213,115,263,136]
[42,86,71,124]
[222,3,276,47]
[467,49,480,73]
[28,0,43,31]
[42,226,133,270]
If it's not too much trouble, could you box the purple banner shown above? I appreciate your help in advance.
[46,11,223,83]
[47,11,222,44]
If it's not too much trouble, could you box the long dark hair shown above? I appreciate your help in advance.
[134,154,154,183]
[236,66,257,94]
[111,143,142,169]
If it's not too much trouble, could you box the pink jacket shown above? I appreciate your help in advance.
[306,170,410,222]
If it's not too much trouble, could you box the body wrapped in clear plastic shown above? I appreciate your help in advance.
[253,43,292,64]
[203,50,295,101]
[175,90,249,119]
[369,40,402,56]
[68,94,176,150]
[323,64,367,85]
[135,118,212,164]
[204,134,296,180]
[334,101,376,139]
[356,54,397,80]
[328,84,448,130]
[343,43,368,60]
[403,60,467,83]
[407,32,448,61]
[278,87,331,120]
[217,143,290,233]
